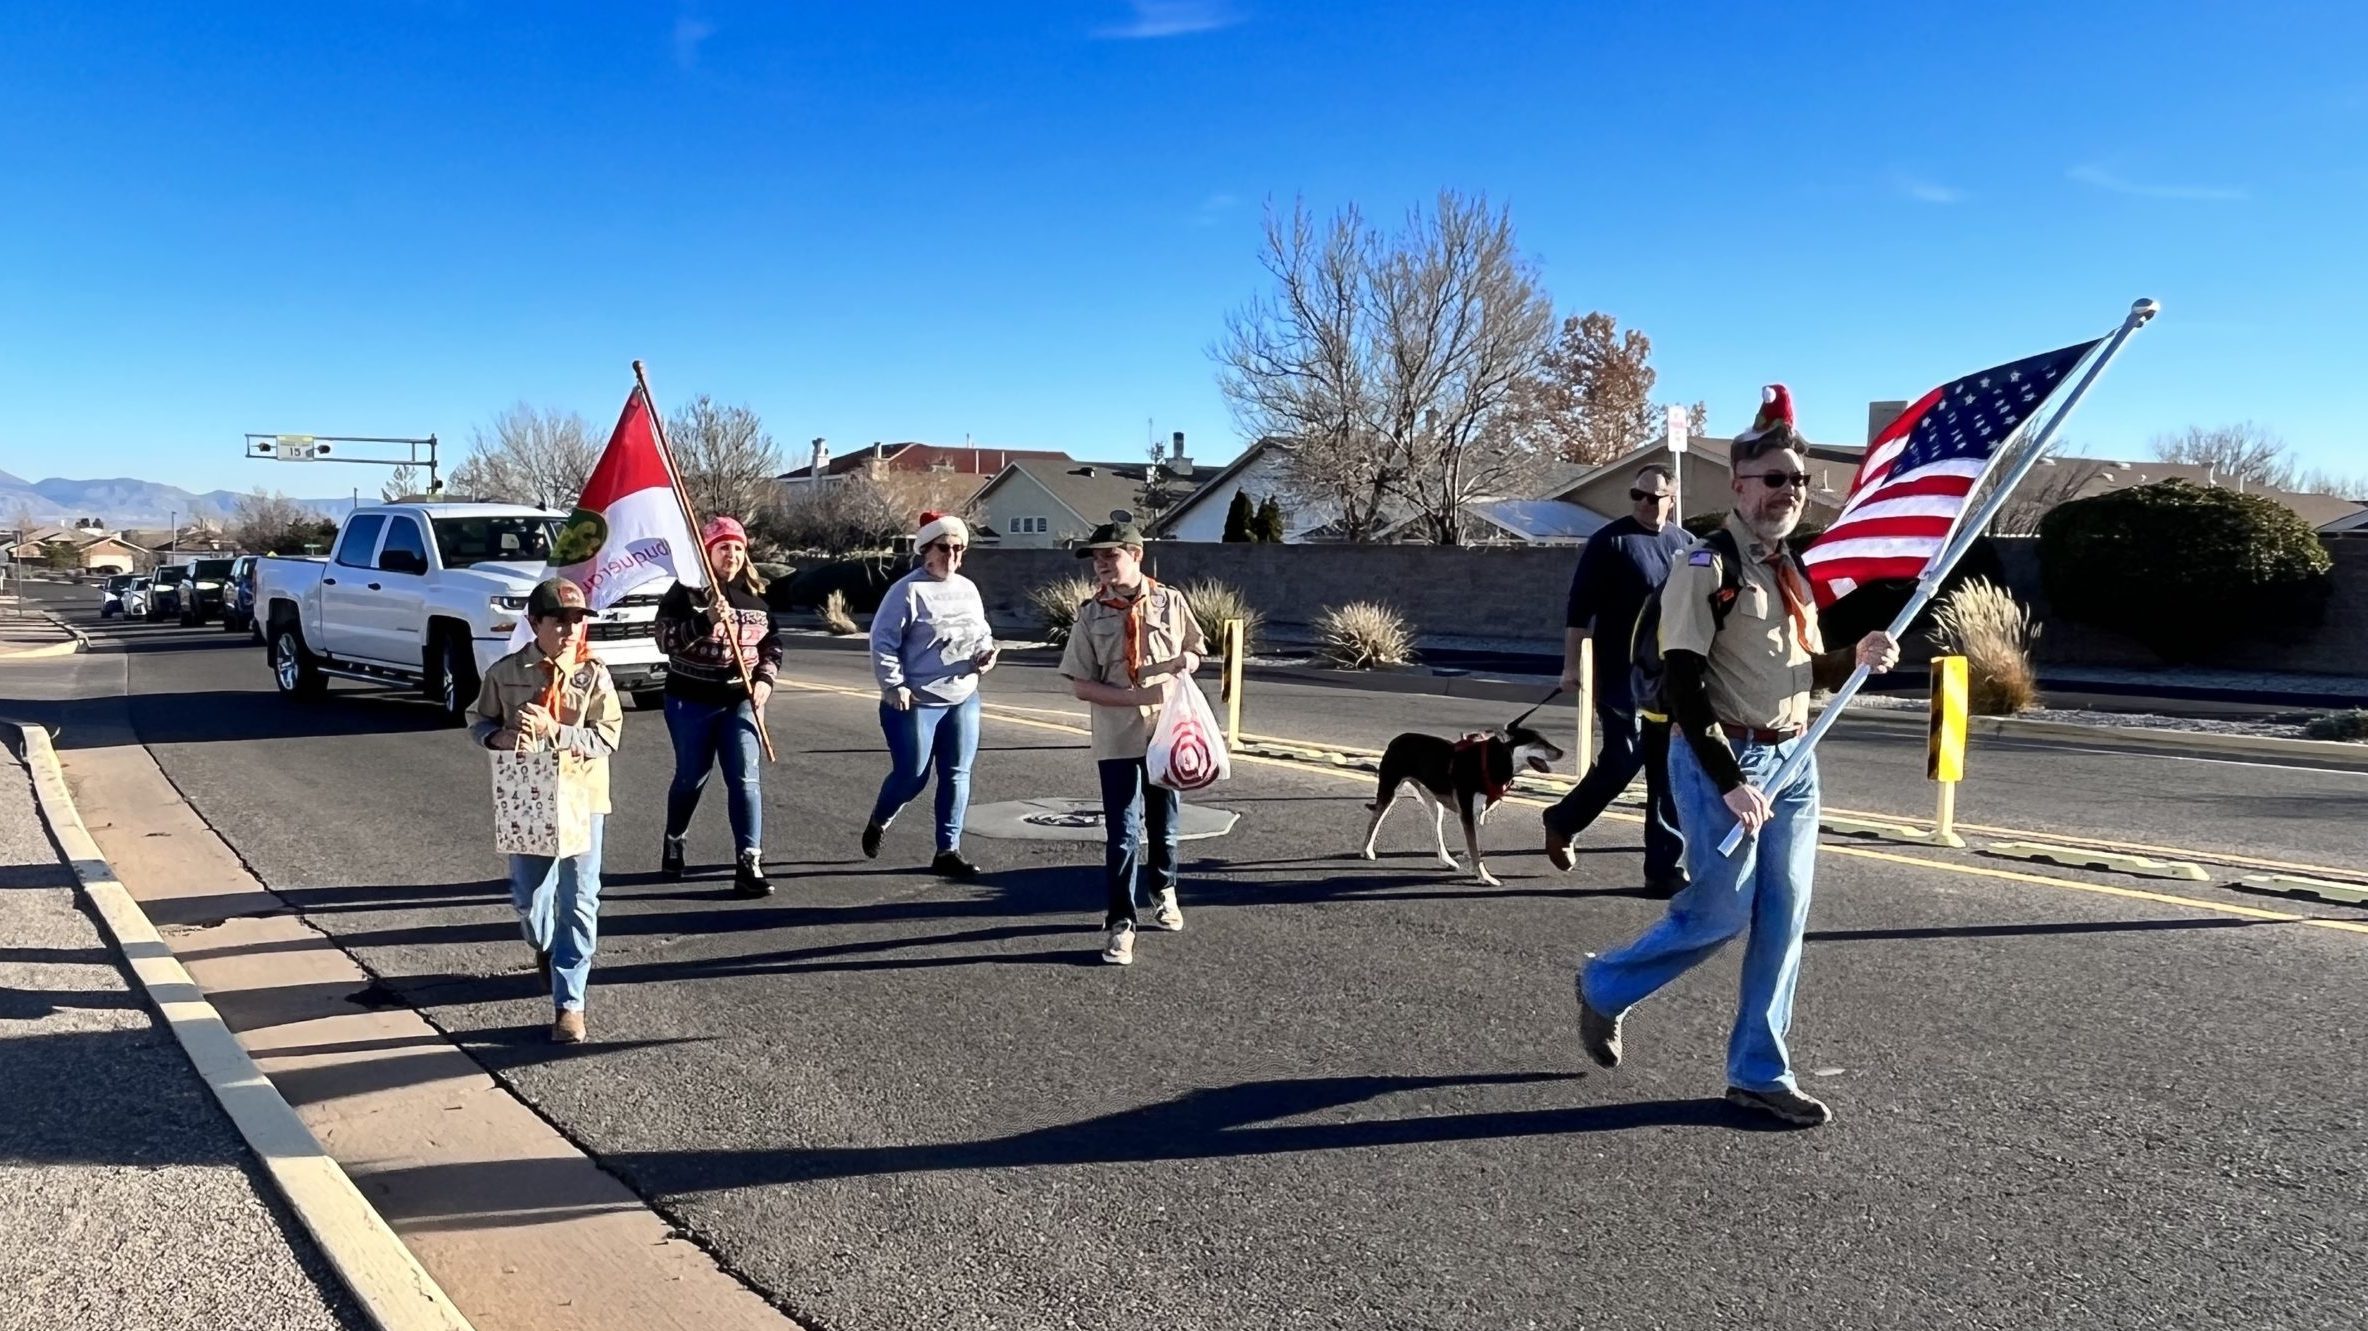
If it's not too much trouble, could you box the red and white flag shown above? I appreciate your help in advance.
[508,388,700,647]
[1803,340,2100,607]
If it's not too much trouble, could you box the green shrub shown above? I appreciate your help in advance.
[1314,601,1415,669]
[1177,579,1262,658]
[1028,575,1097,648]
[2304,709,2368,743]
[2039,479,2333,661]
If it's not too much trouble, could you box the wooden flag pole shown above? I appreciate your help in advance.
[634,359,776,762]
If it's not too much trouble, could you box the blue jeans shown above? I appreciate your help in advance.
[1582,735,1820,1093]
[664,695,763,854]
[508,813,605,1013]
[869,693,981,853]
[1098,758,1178,928]
[1544,701,1686,883]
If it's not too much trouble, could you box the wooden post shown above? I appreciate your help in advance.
[1575,636,1593,780]
[1224,618,1244,748]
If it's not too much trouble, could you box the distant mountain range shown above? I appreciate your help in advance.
[0,471,357,527]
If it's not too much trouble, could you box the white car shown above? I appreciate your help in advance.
[120,576,153,619]
[98,573,136,618]
[254,502,675,723]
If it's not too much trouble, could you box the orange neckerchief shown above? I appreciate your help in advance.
[533,633,593,720]
[1766,550,1817,654]
[1093,576,1158,684]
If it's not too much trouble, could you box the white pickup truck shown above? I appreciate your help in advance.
[254,502,673,723]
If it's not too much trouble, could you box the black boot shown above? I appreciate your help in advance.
[861,821,885,859]
[661,836,686,881]
[931,850,980,882]
[733,849,772,898]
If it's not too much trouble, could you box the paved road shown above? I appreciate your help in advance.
[9,584,2367,1331]
[0,730,364,1330]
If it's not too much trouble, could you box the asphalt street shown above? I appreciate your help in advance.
[8,582,2367,1331]
[0,727,363,1330]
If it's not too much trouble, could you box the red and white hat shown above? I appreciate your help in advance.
[915,510,969,549]
[1733,384,1795,444]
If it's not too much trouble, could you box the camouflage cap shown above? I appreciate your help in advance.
[527,577,588,618]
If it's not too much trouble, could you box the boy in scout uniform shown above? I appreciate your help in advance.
[1574,390,1898,1126]
[470,577,623,1043]
[1058,522,1206,966]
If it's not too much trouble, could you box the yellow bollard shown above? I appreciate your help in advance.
[1574,637,1593,780]
[1224,618,1245,748]
[1927,654,1969,848]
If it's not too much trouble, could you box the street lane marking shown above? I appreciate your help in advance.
[780,677,2368,941]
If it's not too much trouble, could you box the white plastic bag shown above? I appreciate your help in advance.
[1148,675,1230,791]
[489,750,595,858]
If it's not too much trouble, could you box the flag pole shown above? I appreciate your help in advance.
[634,359,777,763]
[1715,298,2159,858]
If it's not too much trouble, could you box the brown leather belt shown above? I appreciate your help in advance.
[1721,722,1804,744]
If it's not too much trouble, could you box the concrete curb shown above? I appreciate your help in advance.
[1838,705,2368,770]
[0,608,86,659]
[8,722,475,1331]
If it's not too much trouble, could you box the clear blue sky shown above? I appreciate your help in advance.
[3,1,2361,494]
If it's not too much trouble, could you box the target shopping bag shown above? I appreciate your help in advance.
[1148,675,1231,792]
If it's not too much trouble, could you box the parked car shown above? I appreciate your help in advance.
[223,555,261,637]
[173,556,238,626]
[145,565,190,621]
[98,573,136,618]
[255,503,674,723]
[121,576,153,619]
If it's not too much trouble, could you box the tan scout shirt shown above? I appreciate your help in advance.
[1058,579,1207,762]
[469,645,624,815]
[1658,512,1826,731]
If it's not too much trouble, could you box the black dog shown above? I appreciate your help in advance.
[1359,718,1564,886]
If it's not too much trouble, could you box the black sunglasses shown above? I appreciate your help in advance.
[1753,472,1812,490]
[1629,489,1672,502]
[928,541,968,554]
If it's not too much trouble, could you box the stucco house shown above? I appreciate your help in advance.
[969,459,1162,550]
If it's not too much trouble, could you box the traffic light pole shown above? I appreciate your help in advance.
[242,434,442,494]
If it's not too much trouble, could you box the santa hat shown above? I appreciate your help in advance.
[915,510,969,549]
[1733,384,1795,444]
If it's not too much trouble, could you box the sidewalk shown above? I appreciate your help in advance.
[0,739,364,1331]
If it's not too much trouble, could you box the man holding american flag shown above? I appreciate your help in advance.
[1573,336,2107,1126]
[1572,386,1903,1128]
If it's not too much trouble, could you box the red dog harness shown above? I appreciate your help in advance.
[1454,733,1510,806]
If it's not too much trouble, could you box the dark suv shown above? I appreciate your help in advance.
[223,555,261,636]
[146,565,190,621]
[175,556,238,626]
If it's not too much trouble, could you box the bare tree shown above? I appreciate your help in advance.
[751,473,902,557]
[667,395,783,522]
[231,489,338,554]
[450,403,599,507]
[2149,423,2293,489]
[1505,312,1702,467]
[9,501,38,541]
[1213,192,1555,544]
[380,464,420,502]
[1989,455,2107,535]
[2293,465,2368,500]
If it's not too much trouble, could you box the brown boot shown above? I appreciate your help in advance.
[551,1010,586,1044]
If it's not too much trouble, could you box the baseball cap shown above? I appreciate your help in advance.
[1073,521,1146,556]
[527,578,588,619]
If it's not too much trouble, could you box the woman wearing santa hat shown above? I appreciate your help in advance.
[654,514,784,896]
[861,510,999,879]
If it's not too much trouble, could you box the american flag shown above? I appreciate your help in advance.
[1803,340,2102,606]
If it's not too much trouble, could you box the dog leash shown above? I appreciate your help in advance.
[1506,682,1562,724]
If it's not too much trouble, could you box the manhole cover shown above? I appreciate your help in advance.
[965,797,1240,843]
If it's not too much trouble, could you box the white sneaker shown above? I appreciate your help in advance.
[1147,888,1184,933]
[1100,923,1136,966]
